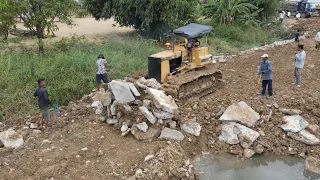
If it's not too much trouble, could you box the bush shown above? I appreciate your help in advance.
[76,9,90,18]
[0,35,161,120]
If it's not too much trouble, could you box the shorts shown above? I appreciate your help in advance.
[41,107,50,121]
[96,73,109,85]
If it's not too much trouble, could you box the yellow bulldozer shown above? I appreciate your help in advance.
[148,23,222,100]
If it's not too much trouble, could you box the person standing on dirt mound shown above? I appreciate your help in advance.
[96,54,109,91]
[34,79,52,129]
[258,54,273,97]
[294,45,306,88]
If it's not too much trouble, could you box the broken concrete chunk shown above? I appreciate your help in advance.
[243,149,255,158]
[109,80,135,104]
[137,77,162,89]
[219,101,260,127]
[121,124,129,133]
[0,128,24,149]
[106,118,118,125]
[92,89,112,106]
[169,121,177,129]
[279,108,302,115]
[137,122,148,133]
[234,123,260,149]
[307,124,319,135]
[219,123,239,145]
[152,109,175,119]
[122,104,133,112]
[128,83,141,97]
[305,157,320,174]
[110,100,118,116]
[139,106,157,124]
[122,128,131,137]
[144,154,155,162]
[131,127,160,141]
[146,88,178,114]
[181,121,201,137]
[91,101,103,109]
[30,123,38,129]
[254,144,264,154]
[95,108,103,115]
[287,130,320,145]
[159,128,184,141]
[143,100,152,109]
[281,115,309,133]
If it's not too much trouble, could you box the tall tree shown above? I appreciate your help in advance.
[86,0,197,35]
[0,0,16,40]
[10,0,77,52]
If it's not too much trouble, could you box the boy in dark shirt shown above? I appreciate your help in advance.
[34,79,52,129]
[295,30,300,44]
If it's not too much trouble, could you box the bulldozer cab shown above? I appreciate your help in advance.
[148,23,214,83]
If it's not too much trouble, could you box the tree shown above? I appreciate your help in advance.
[86,0,197,36]
[13,0,77,52]
[205,0,260,25]
[0,0,16,40]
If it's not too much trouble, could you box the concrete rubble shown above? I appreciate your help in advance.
[181,121,201,137]
[0,128,24,149]
[159,128,184,141]
[281,115,309,133]
[287,130,320,145]
[139,106,157,124]
[109,80,135,104]
[219,101,260,127]
[146,88,178,114]
[136,122,148,133]
[305,156,320,174]
[219,122,260,148]
[279,108,302,116]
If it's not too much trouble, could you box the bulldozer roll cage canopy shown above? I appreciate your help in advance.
[173,23,213,39]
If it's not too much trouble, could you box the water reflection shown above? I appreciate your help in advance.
[194,154,320,180]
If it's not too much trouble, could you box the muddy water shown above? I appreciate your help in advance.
[194,154,320,180]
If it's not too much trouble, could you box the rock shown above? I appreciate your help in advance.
[143,100,152,109]
[219,101,260,127]
[254,144,264,154]
[258,130,266,136]
[33,130,42,134]
[281,115,309,133]
[287,130,320,145]
[181,121,201,136]
[137,77,162,89]
[151,109,174,119]
[139,107,157,124]
[305,157,320,174]
[306,124,319,135]
[91,101,103,109]
[122,128,131,137]
[0,128,24,149]
[273,103,279,109]
[121,124,129,133]
[135,169,144,178]
[133,99,141,105]
[99,116,106,122]
[122,104,133,112]
[110,100,118,116]
[215,107,226,119]
[92,89,112,106]
[279,108,302,115]
[169,121,177,129]
[95,109,103,115]
[219,123,239,145]
[117,112,122,119]
[146,88,178,114]
[234,124,260,148]
[109,80,135,104]
[243,149,255,158]
[215,125,222,133]
[128,83,141,97]
[144,155,155,162]
[219,123,260,148]
[30,123,38,129]
[136,122,148,133]
[106,119,118,125]
[131,127,160,141]
[159,128,184,141]
[81,147,88,151]
[0,141,4,148]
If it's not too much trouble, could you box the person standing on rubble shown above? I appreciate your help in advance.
[96,54,109,91]
[258,54,273,97]
[294,44,306,88]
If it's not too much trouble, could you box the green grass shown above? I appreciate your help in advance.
[0,35,161,120]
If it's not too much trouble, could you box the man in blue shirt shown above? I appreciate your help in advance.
[34,79,52,129]
[258,54,273,97]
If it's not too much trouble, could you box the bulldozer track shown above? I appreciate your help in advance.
[162,65,223,100]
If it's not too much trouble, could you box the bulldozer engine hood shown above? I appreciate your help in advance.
[173,23,213,39]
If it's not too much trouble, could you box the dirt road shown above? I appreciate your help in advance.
[1,19,320,180]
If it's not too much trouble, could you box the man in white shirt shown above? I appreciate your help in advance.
[296,12,301,19]
[279,12,284,22]
[96,54,109,91]
[294,45,306,87]
[287,11,291,18]
[315,32,320,50]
